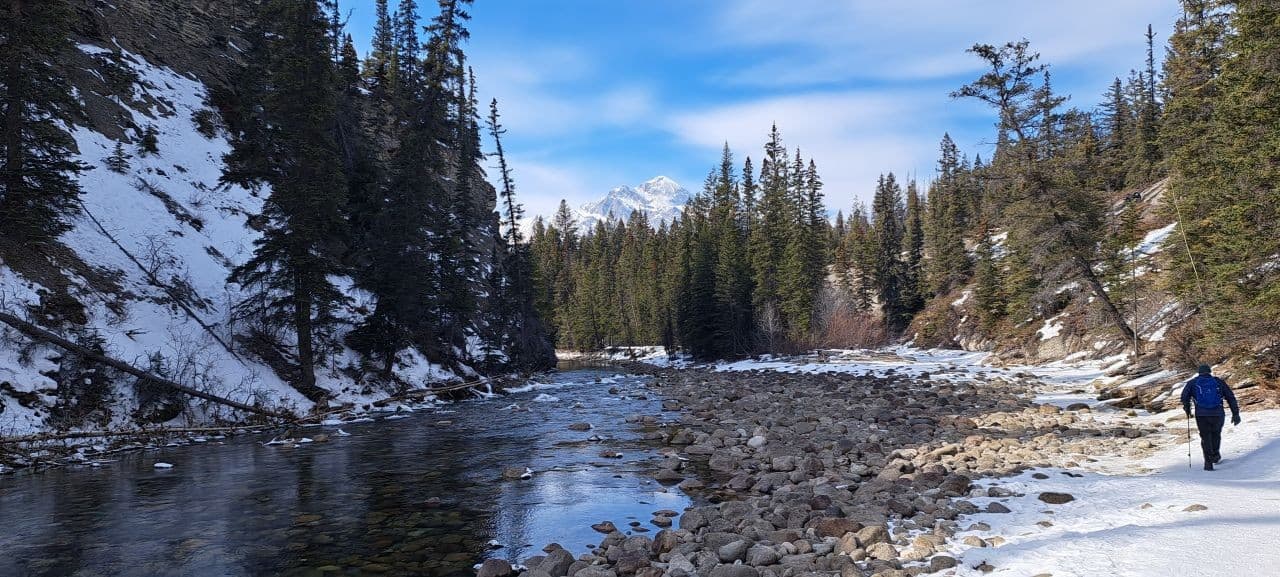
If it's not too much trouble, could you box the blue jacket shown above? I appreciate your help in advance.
[1181,374,1240,417]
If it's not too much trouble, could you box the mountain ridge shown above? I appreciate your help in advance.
[574,176,690,230]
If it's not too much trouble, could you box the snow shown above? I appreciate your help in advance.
[949,410,1280,577]
[951,291,972,308]
[0,43,468,437]
[1137,222,1178,256]
[532,393,560,403]
[1036,321,1063,341]
[698,346,1280,577]
[575,176,690,230]
[152,462,173,469]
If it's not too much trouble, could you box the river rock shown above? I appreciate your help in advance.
[856,525,890,547]
[986,502,1012,513]
[614,550,649,575]
[539,548,575,577]
[813,517,861,538]
[654,469,684,484]
[478,559,514,577]
[718,540,751,563]
[1037,492,1075,505]
[592,521,618,534]
[745,544,780,567]
[747,435,767,449]
[709,565,760,577]
[569,423,593,431]
[866,542,897,561]
[929,556,959,572]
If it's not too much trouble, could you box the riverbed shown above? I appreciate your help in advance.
[0,368,688,577]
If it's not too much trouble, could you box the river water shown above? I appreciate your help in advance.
[0,368,689,577]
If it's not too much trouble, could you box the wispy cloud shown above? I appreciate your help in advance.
[668,91,948,208]
[713,0,1179,86]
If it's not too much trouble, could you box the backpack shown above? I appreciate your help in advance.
[1191,375,1224,409]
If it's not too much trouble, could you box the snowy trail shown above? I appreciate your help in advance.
[953,410,1280,577]
[668,348,1280,577]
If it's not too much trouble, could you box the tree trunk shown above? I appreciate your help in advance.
[293,272,326,402]
[1053,211,1139,351]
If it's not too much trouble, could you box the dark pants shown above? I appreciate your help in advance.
[1196,415,1225,464]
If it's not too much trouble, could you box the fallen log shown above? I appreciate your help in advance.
[0,311,288,419]
[0,425,271,445]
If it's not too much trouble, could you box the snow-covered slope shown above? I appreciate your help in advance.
[575,176,689,230]
[0,41,459,437]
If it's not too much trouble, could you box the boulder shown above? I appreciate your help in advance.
[718,540,751,563]
[538,549,575,577]
[813,517,862,539]
[1037,492,1075,505]
[478,559,513,577]
[709,565,760,577]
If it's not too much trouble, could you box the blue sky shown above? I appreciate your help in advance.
[345,0,1182,221]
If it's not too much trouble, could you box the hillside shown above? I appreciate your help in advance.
[0,0,548,438]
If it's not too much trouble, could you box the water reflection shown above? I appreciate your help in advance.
[0,369,687,577]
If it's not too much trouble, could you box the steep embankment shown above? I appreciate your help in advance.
[909,180,1277,415]
[0,1,499,438]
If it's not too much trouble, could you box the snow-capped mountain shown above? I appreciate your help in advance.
[576,176,690,230]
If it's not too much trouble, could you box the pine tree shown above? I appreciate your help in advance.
[1161,0,1228,314]
[363,0,394,93]
[224,0,350,401]
[749,124,790,342]
[0,0,86,245]
[1098,77,1133,191]
[902,179,925,313]
[488,98,553,369]
[871,173,908,332]
[711,144,752,355]
[1173,0,1280,350]
[955,40,1138,349]
[105,141,131,174]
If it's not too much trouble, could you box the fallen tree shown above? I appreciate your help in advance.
[0,311,289,420]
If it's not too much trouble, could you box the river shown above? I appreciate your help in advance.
[0,368,689,577]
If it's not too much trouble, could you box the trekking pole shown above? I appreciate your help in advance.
[1186,414,1192,469]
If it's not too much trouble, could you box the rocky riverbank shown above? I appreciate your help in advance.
[492,364,1181,577]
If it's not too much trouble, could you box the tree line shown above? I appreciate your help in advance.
[217,0,553,399]
[535,0,1279,376]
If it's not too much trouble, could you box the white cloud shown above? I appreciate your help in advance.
[472,47,655,139]
[714,0,1180,85]
[667,91,949,208]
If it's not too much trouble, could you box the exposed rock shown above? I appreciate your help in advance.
[1037,492,1075,505]
[478,559,514,577]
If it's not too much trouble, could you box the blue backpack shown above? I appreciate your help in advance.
[1190,375,1224,409]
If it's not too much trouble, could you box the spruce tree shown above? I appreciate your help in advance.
[1174,0,1280,350]
[749,125,790,343]
[871,173,908,332]
[488,98,553,369]
[955,40,1138,349]
[902,180,925,313]
[0,0,86,245]
[224,0,349,401]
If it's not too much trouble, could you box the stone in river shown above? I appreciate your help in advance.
[477,559,513,577]
[591,521,618,534]
[1037,492,1074,505]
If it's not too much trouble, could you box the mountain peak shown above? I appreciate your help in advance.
[576,176,689,230]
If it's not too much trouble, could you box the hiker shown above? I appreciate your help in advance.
[1181,364,1241,471]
